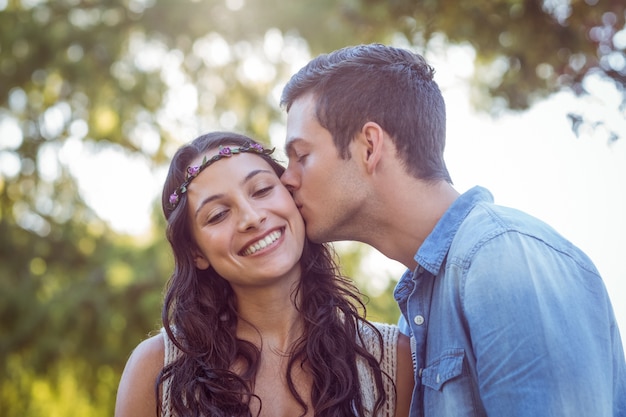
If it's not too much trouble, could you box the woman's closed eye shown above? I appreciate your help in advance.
[252,185,274,198]
[206,209,229,225]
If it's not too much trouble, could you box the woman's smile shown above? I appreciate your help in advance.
[239,228,284,256]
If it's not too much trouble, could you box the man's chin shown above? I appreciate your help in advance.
[304,223,326,244]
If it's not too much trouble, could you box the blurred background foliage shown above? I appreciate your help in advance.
[0,0,624,415]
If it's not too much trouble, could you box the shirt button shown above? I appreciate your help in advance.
[413,315,425,325]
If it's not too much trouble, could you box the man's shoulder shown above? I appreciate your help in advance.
[457,200,553,242]
[452,201,598,273]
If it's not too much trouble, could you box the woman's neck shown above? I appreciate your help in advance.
[234,283,304,353]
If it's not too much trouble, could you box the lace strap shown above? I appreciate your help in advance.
[358,322,399,417]
[160,328,180,417]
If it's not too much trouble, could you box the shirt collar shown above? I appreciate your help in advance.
[414,186,494,276]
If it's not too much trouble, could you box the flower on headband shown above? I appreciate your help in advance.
[219,147,232,156]
[186,165,200,179]
[169,192,179,207]
[250,143,264,152]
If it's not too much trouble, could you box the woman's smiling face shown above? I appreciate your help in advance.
[185,151,305,290]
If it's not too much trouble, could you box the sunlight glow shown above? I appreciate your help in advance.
[194,33,232,67]
[40,102,70,140]
[225,0,245,11]
[37,142,60,182]
[127,119,161,156]
[0,151,20,178]
[264,29,284,62]
[130,34,168,73]
[68,144,160,236]
[0,117,23,150]
[239,54,276,83]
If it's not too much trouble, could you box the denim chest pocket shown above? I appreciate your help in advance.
[421,348,465,391]
[422,348,485,416]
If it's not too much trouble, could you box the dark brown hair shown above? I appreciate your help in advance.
[281,43,452,183]
[158,131,387,416]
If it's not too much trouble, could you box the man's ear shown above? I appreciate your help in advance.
[358,121,385,174]
[193,250,210,270]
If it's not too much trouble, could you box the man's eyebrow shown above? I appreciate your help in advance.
[284,137,302,155]
[194,169,273,220]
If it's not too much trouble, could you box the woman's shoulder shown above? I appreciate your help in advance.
[135,333,165,359]
[362,322,414,417]
[115,333,165,417]
[356,321,398,358]
[369,321,399,334]
[359,321,411,364]
[373,322,411,365]
[361,321,399,342]
[121,333,165,382]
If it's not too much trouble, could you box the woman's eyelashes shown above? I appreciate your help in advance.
[252,185,274,198]
[205,208,228,225]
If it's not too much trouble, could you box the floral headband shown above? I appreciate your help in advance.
[168,142,275,209]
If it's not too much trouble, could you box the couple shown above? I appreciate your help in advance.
[115,44,626,417]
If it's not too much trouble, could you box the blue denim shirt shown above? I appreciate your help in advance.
[394,186,626,417]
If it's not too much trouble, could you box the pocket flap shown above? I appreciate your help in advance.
[421,349,465,391]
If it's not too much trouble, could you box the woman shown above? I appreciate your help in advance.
[115,132,413,417]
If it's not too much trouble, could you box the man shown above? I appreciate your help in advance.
[280,43,626,417]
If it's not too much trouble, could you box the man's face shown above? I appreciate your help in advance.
[281,93,366,243]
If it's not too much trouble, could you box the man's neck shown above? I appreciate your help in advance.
[366,179,460,269]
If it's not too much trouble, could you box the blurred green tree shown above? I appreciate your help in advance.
[1,0,624,415]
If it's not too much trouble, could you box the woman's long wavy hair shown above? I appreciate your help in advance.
[157,132,388,417]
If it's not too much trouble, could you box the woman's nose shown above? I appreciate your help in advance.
[237,203,266,231]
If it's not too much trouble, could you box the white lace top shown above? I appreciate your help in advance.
[161,322,399,417]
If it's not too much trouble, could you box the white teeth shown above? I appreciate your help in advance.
[242,230,282,256]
